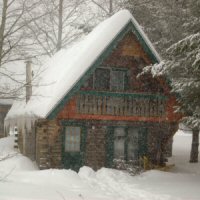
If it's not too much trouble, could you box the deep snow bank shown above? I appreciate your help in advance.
[0,131,200,200]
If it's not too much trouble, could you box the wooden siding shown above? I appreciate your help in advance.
[57,94,179,123]
[103,32,151,65]
[57,32,179,122]
[76,92,166,117]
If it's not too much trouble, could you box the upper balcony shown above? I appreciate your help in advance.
[76,91,167,118]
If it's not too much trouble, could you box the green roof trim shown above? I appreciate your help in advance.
[79,90,167,100]
[47,21,160,120]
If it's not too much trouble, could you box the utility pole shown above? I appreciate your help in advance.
[25,60,32,103]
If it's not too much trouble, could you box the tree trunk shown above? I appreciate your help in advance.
[190,128,199,163]
[56,0,63,51]
[0,0,8,65]
[109,0,113,15]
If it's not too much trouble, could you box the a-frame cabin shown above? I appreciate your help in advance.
[5,10,179,171]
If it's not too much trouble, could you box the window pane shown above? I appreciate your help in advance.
[94,68,110,90]
[65,126,81,152]
[83,74,93,89]
[127,128,139,160]
[114,128,125,159]
[111,70,125,91]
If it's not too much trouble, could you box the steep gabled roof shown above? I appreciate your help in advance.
[6,10,161,124]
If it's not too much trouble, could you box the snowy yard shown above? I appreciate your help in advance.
[0,131,199,200]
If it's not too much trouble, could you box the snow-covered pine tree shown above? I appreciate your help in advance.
[126,0,200,58]
[144,33,200,162]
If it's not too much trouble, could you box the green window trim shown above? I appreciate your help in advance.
[79,90,167,100]
[61,121,87,171]
[84,66,130,92]
[64,126,81,152]
[106,126,148,167]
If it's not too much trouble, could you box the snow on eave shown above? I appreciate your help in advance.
[4,99,39,133]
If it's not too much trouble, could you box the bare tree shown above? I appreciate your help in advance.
[0,0,54,99]
[0,0,26,66]
[24,0,90,56]
[90,0,126,17]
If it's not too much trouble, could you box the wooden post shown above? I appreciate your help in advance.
[25,60,32,103]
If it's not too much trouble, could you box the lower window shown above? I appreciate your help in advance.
[114,127,139,161]
[65,126,81,152]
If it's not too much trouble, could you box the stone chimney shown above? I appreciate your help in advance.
[25,60,32,103]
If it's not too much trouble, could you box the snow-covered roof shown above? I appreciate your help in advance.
[5,10,161,125]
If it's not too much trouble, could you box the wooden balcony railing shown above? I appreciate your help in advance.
[76,91,167,117]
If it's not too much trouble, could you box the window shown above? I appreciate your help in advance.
[114,128,125,159]
[83,67,129,91]
[65,126,81,152]
[111,69,127,91]
[114,127,139,161]
[83,74,93,89]
[94,68,110,90]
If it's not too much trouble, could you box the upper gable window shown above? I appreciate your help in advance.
[82,67,129,92]
[110,69,127,91]
[94,68,110,90]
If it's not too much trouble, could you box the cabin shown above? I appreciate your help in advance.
[0,100,12,138]
[5,10,179,171]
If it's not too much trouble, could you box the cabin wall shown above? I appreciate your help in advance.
[84,121,177,169]
[52,32,179,170]
[16,125,36,161]
[80,32,167,94]
[85,127,106,170]
[32,118,178,170]
[57,32,179,123]
[103,32,151,66]
[35,119,62,169]
[61,120,178,170]
[31,31,179,171]
[24,126,36,160]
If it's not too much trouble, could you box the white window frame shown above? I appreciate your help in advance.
[65,126,81,152]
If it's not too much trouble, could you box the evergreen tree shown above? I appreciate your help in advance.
[126,0,200,58]
[145,33,200,162]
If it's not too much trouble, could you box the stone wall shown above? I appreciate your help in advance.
[85,127,106,170]
[32,118,178,170]
[83,120,178,170]
[35,119,62,169]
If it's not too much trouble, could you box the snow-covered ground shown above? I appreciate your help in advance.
[0,130,199,200]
